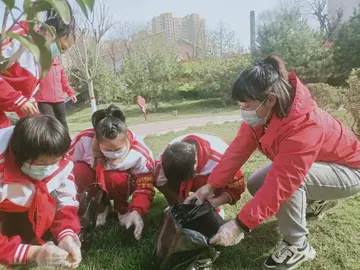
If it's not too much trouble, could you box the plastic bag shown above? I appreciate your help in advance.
[154,201,224,270]
[77,183,104,252]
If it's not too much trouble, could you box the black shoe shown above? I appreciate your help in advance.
[263,240,316,270]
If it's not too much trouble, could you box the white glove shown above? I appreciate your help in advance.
[58,235,82,268]
[35,241,71,268]
[118,210,144,240]
[184,183,215,205]
[164,206,170,213]
[209,220,244,247]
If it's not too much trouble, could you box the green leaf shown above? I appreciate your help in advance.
[84,0,95,11]
[75,0,88,18]
[31,1,53,13]
[46,0,71,24]
[23,0,32,14]
[0,59,10,74]
[6,32,40,61]
[1,0,15,10]
[29,30,52,78]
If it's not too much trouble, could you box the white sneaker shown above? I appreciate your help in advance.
[306,200,338,220]
[95,204,111,228]
[263,240,316,270]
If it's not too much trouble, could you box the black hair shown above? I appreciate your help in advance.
[232,53,294,118]
[92,105,127,141]
[10,115,71,166]
[41,8,76,39]
[161,142,196,183]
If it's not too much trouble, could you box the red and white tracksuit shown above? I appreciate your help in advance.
[69,128,155,216]
[155,133,246,216]
[0,21,40,129]
[0,127,80,265]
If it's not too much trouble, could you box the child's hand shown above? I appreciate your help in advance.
[118,210,144,240]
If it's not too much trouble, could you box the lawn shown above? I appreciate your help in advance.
[67,99,239,135]
[74,118,360,270]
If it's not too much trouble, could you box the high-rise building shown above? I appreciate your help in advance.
[328,0,360,21]
[151,13,174,43]
[151,13,205,45]
[182,14,205,46]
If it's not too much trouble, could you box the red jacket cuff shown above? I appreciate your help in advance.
[238,209,260,230]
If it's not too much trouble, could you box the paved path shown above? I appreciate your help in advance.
[129,114,242,137]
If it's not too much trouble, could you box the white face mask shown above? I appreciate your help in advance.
[21,162,59,181]
[101,146,127,159]
[240,99,270,126]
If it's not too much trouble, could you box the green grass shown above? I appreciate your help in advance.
[75,117,360,270]
[67,99,239,135]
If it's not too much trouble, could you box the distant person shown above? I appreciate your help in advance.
[0,116,81,268]
[155,133,246,218]
[0,9,75,129]
[186,53,360,270]
[69,105,155,241]
[35,56,77,131]
[136,96,147,120]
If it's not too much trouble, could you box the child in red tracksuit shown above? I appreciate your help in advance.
[0,115,81,268]
[70,105,155,240]
[155,133,246,217]
[34,57,77,131]
[0,11,75,128]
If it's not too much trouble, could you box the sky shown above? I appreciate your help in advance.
[99,0,280,48]
[2,0,284,48]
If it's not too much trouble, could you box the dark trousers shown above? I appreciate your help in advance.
[38,102,68,131]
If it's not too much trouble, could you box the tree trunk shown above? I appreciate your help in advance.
[88,80,97,112]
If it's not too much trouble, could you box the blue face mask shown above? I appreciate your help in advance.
[50,43,60,57]
[21,162,59,181]
[102,147,128,159]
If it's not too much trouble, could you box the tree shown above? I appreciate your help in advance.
[307,0,343,41]
[344,69,360,137]
[333,6,360,77]
[65,3,115,112]
[256,7,334,82]
[193,54,252,105]
[93,61,122,104]
[104,21,147,72]
[119,33,180,109]
[205,21,243,57]
[0,0,94,77]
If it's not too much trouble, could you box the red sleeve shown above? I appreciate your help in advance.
[50,206,81,243]
[0,234,30,265]
[238,125,324,230]
[129,173,155,216]
[0,77,28,112]
[221,169,246,204]
[60,66,75,97]
[208,122,258,188]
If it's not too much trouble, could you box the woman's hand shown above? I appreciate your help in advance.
[184,183,216,204]
[209,220,244,246]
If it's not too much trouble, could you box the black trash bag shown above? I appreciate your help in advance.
[77,183,104,252]
[154,201,224,270]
